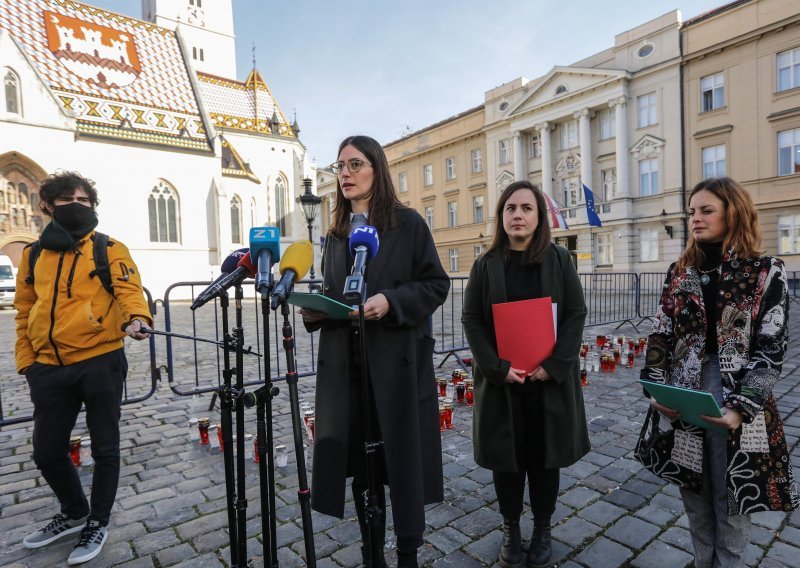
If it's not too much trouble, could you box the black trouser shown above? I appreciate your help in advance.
[347,329,422,552]
[492,384,560,527]
[26,349,127,526]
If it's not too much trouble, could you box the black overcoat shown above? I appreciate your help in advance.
[307,207,449,537]
[462,244,590,471]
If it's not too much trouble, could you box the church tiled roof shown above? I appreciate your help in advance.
[197,70,296,137]
[0,0,211,151]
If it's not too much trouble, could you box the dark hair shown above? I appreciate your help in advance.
[329,135,403,238]
[487,181,551,264]
[39,171,99,217]
[676,176,762,274]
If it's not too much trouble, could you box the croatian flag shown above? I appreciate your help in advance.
[583,184,603,227]
[543,191,568,230]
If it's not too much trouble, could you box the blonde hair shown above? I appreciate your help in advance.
[675,177,762,274]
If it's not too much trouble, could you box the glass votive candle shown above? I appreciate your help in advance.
[455,383,466,403]
[243,434,253,460]
[303,411,314,439]
[275,444,288,468]
[211,425,221,450]
[307,417,315,442]
[70,435,82,467]
[188,418,199,442]
[438,402,446,432]
[443,399,454,430]
[596,334,605,347]
[465,386,474,407]
[80,437,93,467]
[437,378,448,397]
[253,434,260,464]
[580,366,588,387]
[627,351,635,368]
[198,418,210,445]
[613,348,621,364]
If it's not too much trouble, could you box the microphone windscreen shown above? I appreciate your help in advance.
[249,226,281,264]
[279,240,314,280]
[349,225,379,259]
[221,248,249,274]
[237,251,257,277]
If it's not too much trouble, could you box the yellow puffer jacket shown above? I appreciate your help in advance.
[14,231,152,373]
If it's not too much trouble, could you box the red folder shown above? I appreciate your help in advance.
[492,297,556,375]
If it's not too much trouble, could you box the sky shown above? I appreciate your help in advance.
[89,0,726,165]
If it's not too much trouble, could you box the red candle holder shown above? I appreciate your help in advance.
[580,368,588,387]
[198,418,210,445]
[70,435,82,467]
[455,383,466,403]
[627,351,635,368]
[253,434,260,464]
[437,378,448,398]
[443,399,454,429]
[465,387,474,407]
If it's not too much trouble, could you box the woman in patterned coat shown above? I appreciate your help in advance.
[640,177,798,568]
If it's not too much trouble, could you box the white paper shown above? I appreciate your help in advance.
[740,412,769,453]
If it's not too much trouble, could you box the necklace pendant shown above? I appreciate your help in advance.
[700,273,711,285]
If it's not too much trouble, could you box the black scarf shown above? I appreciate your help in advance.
[40,211,98,252]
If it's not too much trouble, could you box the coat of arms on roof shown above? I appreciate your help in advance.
[44,10,141,89]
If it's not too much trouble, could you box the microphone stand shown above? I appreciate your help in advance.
[217,292,241,567]
[278,301,316,567]
[233,284,249,566]
[350,284,385,567]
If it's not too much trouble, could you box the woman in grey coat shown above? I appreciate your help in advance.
[463,181,590,568]
[301,135,449,567]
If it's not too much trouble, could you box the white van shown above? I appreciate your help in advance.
[0,254,16,308]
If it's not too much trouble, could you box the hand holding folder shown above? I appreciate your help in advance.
[492,297,557,376]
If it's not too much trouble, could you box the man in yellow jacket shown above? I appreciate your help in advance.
[14,171,152,566]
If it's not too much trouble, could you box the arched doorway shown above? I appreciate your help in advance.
[0,151,47,266]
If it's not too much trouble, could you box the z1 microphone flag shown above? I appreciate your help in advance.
[583,184,603,227]
[543,192,568,230]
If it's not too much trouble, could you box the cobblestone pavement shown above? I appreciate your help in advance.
[1,296,800,568]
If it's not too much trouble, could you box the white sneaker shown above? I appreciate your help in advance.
[22,513,87,549]
[67,520,108,565]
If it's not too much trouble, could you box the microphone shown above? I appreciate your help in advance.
[249,226,281,298]
[190,250,257,310]
[270,240,314,310]
[344,225,379,303]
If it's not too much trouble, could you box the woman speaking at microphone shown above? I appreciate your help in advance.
[300,135,449,567]
[462,181,589,568]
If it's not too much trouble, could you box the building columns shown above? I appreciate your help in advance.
[513,131,525,181]
[575,108,593,191]
[537,122,553,198]
[611,96,629,197]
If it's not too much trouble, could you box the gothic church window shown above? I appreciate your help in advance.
[4,70,20,115]
[230,195,242,244]
[148,181,180,243]
[275,178,288,235]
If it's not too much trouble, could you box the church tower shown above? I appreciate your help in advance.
[141,0,237,78]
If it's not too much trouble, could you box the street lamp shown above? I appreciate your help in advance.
[297,177,322,281]
[660,208,674,239]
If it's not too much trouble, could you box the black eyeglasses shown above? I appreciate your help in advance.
[331,159,371,175]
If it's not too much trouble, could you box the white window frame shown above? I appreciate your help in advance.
[474,245,483,259]
[700,73,725,112]
[423,164,433,186]
[449,248,459,272]
[778,213,800,254]
[777,47,800,92]
[471,149,483,173]
[560,120,579,150]
[529,133,541,158]
[398,172,408,193]
[148,180,181,243]
[778,128,800,176]
[599,109,615,140]
[446,157,456,180]
[702,145,726,178]
[447,201,458,227]
[639,159,660,196]
[596,233,614,266]
[640,229,659,262]
[561,176,580,207]
[3,69,21,116]
[637,93,657,128]
[472,195,484,224]
[601,168,616,200]
[499,139,510,164]
[424,206,434,230]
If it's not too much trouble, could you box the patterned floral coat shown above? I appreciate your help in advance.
[641,251,798,514]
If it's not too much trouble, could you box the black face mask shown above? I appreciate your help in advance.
[52,202,97,230]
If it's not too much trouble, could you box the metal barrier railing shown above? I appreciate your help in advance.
[0,287,160,428]
[789,271,799,303]
[581,272,639,329]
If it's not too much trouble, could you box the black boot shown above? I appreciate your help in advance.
[526,526,551,568]
[396,548,418,568]
[361,546,388,568]
[499,517,523,567]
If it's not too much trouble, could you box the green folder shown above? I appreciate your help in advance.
[638,379,727,434]
[287,292,354,320]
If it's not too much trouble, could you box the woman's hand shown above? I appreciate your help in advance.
[505,367,527,384]
[299,308,327,323]
[349,293,389,321]
[530,366,551,382]
[650,398,680,420]
[701,408,743,431]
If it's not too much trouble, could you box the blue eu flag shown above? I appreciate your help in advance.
[583,184,603,227]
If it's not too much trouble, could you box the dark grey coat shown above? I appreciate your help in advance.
[462,244,590,472]
[306,207,449,537]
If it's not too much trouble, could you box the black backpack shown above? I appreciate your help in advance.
[25,232,115,297]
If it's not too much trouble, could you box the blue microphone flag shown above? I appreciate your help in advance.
[249,226,281,263]
[349,225,379,259]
